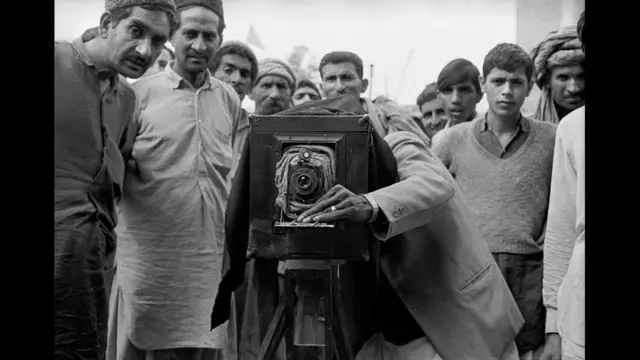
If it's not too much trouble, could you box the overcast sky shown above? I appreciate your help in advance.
[55,0,517,108]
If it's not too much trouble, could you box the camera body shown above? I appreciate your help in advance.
[248,114,373,262]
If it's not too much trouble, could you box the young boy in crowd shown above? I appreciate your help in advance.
[432,43,558,360]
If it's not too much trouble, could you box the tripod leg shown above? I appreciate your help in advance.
[332,273,354,360]
[257,302,287,360]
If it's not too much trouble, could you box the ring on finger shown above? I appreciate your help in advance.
[331,205,336,212]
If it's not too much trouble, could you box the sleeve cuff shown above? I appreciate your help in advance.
[545,307,559,334]
[362,193,380,223]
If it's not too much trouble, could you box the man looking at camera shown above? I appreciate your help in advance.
[224,51,526,360]
[107,1,242,359]
[54,1,177,359]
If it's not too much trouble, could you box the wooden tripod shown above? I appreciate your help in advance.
[256,261,354,360]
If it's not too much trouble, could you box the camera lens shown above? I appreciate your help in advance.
[297,175,311,189]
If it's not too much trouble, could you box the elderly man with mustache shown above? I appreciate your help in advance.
[236,58,297,360]
[249,58,297,116]
[530,26,585,124]
[106,0,243,359]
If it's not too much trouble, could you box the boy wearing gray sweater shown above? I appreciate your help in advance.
[432,43,557,360]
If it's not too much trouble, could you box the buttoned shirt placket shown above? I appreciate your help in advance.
[190,80,213,184]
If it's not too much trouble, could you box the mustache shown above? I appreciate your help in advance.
[186,51,208,59]
[127,55,149,67]
[565,91,585,98]
[232,85,245,94]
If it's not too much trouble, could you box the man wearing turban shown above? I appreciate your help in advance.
[235,57,297,360]
[540,11,586,360]
[55,1,177,359]
[107,1,243,359]
[250,58,298,115]
[530,26,585,124]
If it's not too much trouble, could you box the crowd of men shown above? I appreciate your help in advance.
[54,0,585,359]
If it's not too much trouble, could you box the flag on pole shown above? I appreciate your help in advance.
[246,25,266,51]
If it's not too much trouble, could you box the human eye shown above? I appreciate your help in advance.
[129,26,142,38]
[204,32,216,42]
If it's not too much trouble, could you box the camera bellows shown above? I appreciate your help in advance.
[274,145,336,219]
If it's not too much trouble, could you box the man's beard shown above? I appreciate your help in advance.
[257,101,288,115]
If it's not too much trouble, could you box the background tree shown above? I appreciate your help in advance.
[285,45,321,86]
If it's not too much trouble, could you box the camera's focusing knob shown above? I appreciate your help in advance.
[298,148,312,162]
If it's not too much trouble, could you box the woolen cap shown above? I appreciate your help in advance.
[105,0,176,12]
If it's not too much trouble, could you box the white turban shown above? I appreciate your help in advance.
[530,26,585,124]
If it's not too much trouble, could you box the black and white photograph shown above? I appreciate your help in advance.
[54,1,586,359]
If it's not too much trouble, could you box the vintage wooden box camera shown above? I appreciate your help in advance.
[248,114,373,262]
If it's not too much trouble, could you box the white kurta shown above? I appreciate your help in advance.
[542,106,585,357]
[112,63,241,351]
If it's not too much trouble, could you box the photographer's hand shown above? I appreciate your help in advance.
[297,184,373,223]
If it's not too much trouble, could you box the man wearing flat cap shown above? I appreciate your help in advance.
[107,0,242,359]
[530,25,585,124]
[55,1,177,359]
[539,11,586,360]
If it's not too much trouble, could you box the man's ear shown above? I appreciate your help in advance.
[360,78,369,94]
[99,12,112,39]
[526,78,535,97]
[475,89,484,104]
[479,75,486,93]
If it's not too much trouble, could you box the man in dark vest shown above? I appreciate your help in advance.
[54,1,177,359]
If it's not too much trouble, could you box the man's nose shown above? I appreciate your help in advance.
[566,78,583,94]
[191,36,206,52]
[229,71,241,83]
[135,39,151,59]
[501,83,513,95]
[268,88,281,99]
[451,90,462,104]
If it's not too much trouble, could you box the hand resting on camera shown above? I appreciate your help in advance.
[296,184,374,223]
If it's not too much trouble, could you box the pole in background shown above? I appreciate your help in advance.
[396,48,414,101]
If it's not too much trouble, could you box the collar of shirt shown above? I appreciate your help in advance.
[480,112,530,133]
[71,37,120,95]
[165,60,213,91]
